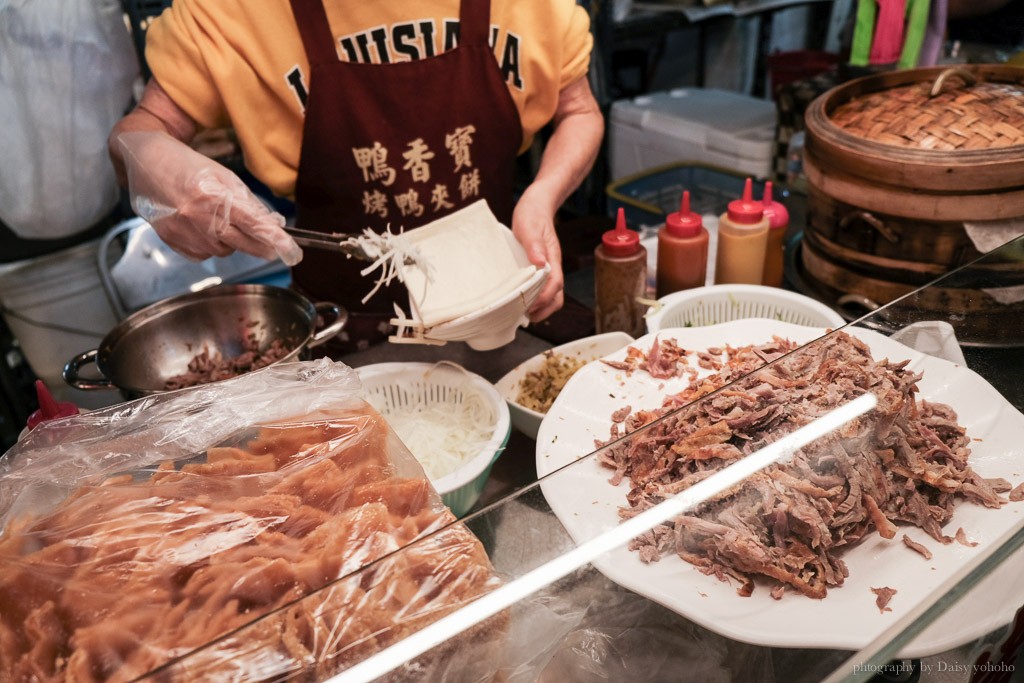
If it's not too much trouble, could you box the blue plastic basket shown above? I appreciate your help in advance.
[606,162,767,228]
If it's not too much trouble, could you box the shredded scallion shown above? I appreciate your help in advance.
[339,226,433,304]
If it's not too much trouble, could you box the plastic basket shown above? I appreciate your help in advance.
[607,162,767,228]
[645,284,846,333]
[356,362,510,517]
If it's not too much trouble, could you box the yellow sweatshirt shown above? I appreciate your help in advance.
[145,0,593,200]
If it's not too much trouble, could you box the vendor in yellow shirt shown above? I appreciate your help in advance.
[109,0,604,350]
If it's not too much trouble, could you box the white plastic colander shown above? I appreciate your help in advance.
[355,361,510,517]
[645,284,846,333]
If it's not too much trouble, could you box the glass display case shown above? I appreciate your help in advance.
[1,234,1022,683]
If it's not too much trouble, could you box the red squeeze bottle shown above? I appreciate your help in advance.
[594,208,647,337]
[760,181,789,288]
[656,190,709,297]
[26,380,80,430]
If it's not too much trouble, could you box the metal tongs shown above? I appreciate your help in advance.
[283,226,378,261]
[284,226,419,266]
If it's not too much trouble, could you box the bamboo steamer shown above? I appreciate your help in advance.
[793,236,1024,346]
[800,64,1024,345]
[805,64,1024,194]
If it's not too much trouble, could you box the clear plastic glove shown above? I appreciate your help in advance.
[116,131,303,266]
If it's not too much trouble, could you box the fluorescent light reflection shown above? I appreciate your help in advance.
[328,392,878,683]
[190,276,223,292]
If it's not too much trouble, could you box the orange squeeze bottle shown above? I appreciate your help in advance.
[656,190,709,297]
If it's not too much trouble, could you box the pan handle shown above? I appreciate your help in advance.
[63,349,116,391]
[309,303,348,348]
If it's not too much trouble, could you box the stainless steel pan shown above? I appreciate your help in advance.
[64,284,347,399]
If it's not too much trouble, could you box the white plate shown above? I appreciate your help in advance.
[536,319,1024,658]
[494,332,634,440]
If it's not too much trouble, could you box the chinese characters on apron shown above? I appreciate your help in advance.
[288,0,522,351]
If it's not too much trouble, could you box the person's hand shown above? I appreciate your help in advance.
[116,131,302,265]
[511,192,564,323]
[508,76,602,323]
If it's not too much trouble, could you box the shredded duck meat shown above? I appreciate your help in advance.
[164,334,295,390]
[872,586,897,613]
[600,331,1013,600]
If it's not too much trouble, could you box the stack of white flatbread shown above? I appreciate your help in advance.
[400,200,539,328]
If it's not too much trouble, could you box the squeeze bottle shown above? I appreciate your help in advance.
[595,208,647,337]
[26,380,79,430]
[656,190,709,297]
[760,181,789,288]
[714,178,769,285]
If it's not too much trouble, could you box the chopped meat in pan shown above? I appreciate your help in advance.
[165,335,296,390]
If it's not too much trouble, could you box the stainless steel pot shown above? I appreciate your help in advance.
[64,284,347,398]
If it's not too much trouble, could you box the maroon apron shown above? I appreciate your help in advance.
[288,0,522,352]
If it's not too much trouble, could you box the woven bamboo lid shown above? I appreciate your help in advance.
[804,65,1024,192]
[830,79,1024,151]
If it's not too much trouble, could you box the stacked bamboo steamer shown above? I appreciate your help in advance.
[801,64,1024,345]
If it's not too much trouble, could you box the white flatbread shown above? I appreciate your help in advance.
[400,200,537,327]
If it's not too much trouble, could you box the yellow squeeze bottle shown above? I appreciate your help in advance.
[714,178,769,285]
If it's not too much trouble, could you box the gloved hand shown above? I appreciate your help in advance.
[116,131,303,266]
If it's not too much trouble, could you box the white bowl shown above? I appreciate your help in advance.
[356,362,510,517]
[645,284,845,333]
[494,332,634,440]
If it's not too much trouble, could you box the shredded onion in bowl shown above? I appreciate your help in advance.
[366,388,496,483]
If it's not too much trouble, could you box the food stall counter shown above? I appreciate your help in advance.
[2,233,1023,682]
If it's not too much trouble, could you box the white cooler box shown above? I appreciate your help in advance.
[609,88,778,181]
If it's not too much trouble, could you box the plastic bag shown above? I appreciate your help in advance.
[0,359,506,682]
[115,130,303,266]
[0,0,139,238]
